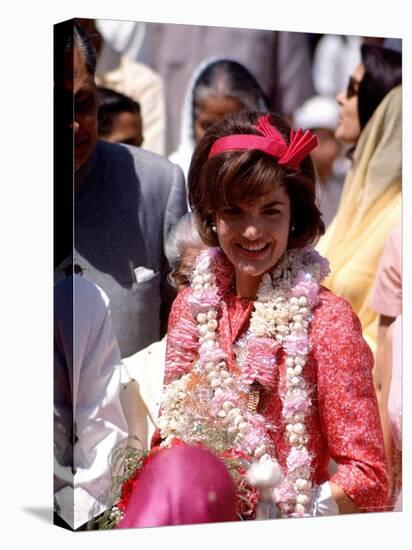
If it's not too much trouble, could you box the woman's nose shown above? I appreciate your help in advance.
[336,89,345,106]
[242,219,262,240]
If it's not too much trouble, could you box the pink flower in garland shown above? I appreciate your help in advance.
[305,248,330,279]
[244,410,271,431]
[291,270,319,307]
[164,317,199,383]
[198,346,228,365]
[210,389,238,415]
[187,288,220,316]
[286,447,311,471]
[282,394,311,417]
[283,334,309,356]
[240,337,280,390]
[274,480,296,503]
[243,426,266,450]
[194,247,234,296]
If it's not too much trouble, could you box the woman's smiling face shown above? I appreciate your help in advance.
[214,183,291,299]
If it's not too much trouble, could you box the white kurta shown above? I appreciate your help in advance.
[54,276,128,529]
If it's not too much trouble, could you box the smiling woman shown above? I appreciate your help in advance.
[214,185,291,299]
[130,110,389,524]
[189,111,323,257]
[103,111,388,528]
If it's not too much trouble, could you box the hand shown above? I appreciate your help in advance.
[329,481,360,514]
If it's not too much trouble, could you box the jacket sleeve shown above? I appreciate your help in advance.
[160,161,188,336]
[313,290,389,511]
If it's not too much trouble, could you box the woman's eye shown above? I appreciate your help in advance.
[263,209,281,216]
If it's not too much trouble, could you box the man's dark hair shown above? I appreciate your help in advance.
[97,87,141,136]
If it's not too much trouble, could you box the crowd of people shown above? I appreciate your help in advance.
[53,18,402,531]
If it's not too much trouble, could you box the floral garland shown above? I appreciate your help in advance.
[159,246,330,518]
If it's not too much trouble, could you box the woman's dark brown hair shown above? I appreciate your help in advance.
[188,111,325,249]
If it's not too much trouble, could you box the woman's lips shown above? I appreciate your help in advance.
[235,242,270,257]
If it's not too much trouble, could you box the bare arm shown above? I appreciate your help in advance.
[329,481,360,514]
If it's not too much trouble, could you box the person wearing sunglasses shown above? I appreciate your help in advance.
[317,43,402,359]
[334,44,401,146]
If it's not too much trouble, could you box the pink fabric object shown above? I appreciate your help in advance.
[118,445,237,528]
[370,225,402,317]
[208,115,318,170]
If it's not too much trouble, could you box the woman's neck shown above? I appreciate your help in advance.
[234,270,262,300]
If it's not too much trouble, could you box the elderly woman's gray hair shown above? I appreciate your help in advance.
[165,213,205,288]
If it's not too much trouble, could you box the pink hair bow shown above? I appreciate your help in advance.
[255,115,318,169]
[208,114,318,170]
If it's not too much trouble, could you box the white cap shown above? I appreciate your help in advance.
[96,20,146,59]
[293,95,339,132]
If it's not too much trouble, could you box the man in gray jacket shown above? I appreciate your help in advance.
[54,20,187,358]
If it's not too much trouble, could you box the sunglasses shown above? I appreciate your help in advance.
[346,76,360,99]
